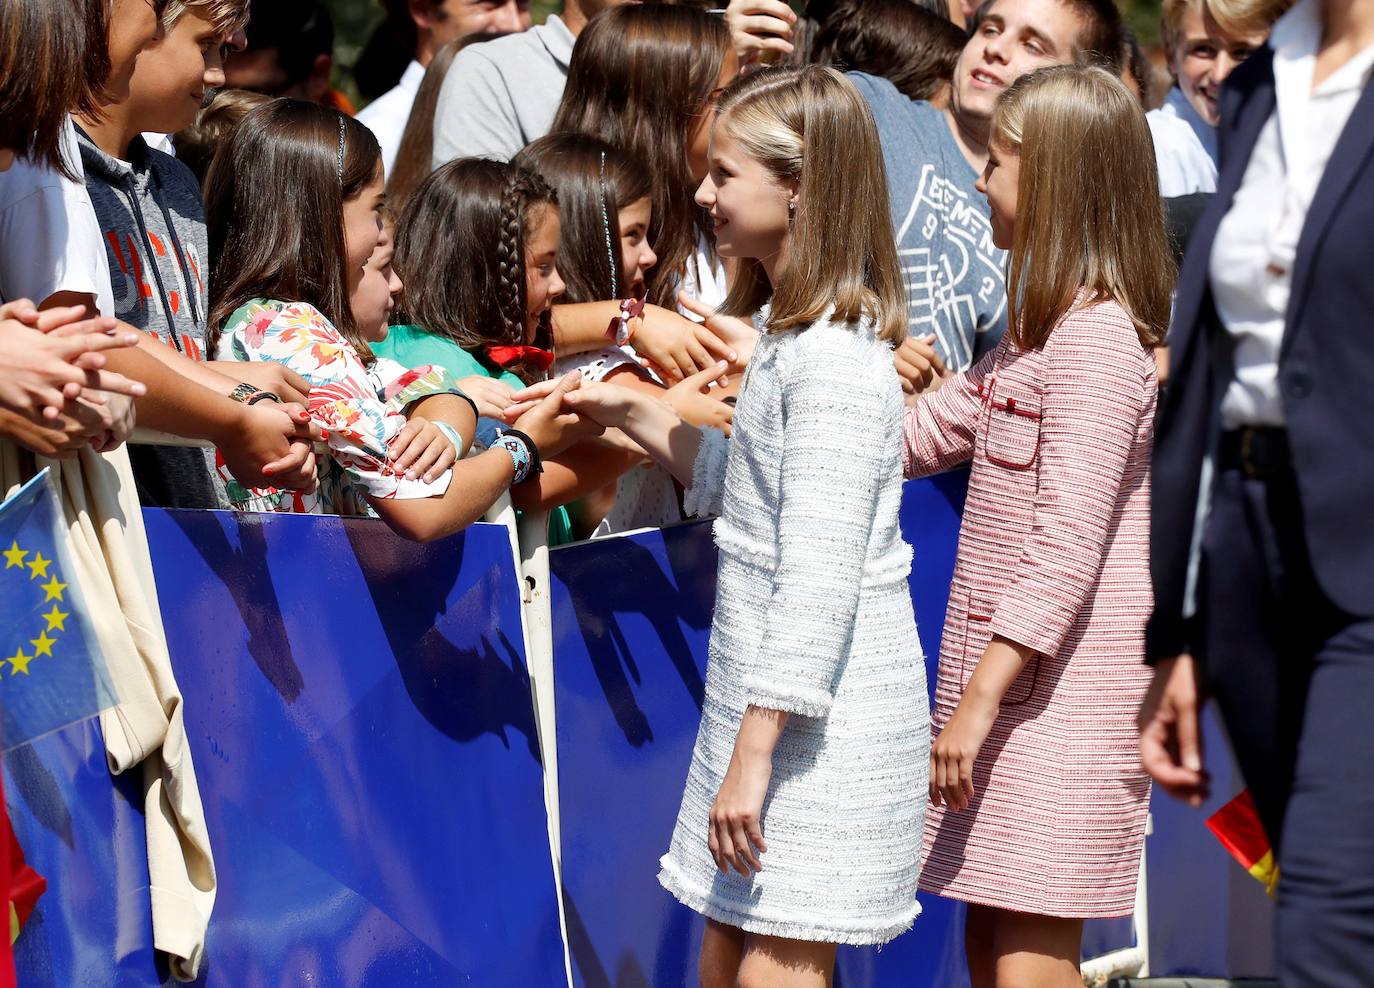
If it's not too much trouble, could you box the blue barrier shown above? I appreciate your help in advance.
[8,511,564,987]
[2,481,1269,985]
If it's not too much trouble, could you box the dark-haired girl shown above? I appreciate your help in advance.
[378,155,647,543]
[514,132,734,536]
[551,4,739,314]
[207,100,596,541]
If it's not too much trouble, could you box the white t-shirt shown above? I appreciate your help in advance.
[1148,88,1218,198]
[0,119,115,315]
[358,60,425,178]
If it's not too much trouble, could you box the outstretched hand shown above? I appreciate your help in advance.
[678,292,759,371]
[510,372,604,458]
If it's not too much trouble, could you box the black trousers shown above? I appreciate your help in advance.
[1201,462,1374,986]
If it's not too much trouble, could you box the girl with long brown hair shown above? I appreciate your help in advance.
[902,65,1174,987]
[207,101,596,541]
[539,65,929,987]
[551,4,738,313]
[513,132,736,537]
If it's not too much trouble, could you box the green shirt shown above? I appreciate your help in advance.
[374,324,575,546]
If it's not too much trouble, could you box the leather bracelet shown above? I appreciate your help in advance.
[246,390,282,405]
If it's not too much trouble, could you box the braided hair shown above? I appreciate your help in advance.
[394,158,557,378]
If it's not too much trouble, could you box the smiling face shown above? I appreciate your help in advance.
[617,196,657,299]
[951,0,1086,133]
[695,125,794,273]
[1168,5,1267,126]
[127,8,232,136]
[975,140,1021,250]
[351,220,403,342]
[523,205,564,343]
[343,164,387,299]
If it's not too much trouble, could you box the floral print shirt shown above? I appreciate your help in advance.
[215,299,455,516]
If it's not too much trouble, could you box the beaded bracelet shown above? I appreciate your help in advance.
[606,298,645,347]
[492,428,543,485]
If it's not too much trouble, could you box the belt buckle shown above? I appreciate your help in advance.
[1240,428,1262,479]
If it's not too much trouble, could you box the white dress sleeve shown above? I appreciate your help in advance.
[684,426,729,519]
[742,329,891,717]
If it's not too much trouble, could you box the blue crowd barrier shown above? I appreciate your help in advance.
[8,511,564,987]
[2,481,1269,985]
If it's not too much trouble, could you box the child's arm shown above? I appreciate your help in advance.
[370,380,604,542]
[559,371,722,489]
[552,302,736,382]
[901,344,998,478]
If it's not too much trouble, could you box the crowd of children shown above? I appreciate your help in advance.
[3,0,1357,986]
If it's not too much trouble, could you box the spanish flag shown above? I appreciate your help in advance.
[1207,789,1278,896]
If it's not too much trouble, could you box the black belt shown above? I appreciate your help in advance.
[1219,427,1292,479]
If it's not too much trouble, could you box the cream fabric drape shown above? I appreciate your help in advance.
[0,440,215,981]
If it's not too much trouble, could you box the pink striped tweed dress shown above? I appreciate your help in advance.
[903,300,1156,918]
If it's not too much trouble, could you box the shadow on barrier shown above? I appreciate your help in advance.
[8,510,564,987]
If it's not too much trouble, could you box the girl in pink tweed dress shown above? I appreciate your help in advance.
[901,67,1178,986]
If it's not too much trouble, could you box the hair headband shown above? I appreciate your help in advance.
[336,118,346,183]
[598,151,619,298]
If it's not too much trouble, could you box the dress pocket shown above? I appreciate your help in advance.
[962,589,1040,706]
[983,380,1042,470]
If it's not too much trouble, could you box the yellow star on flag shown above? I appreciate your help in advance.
[29,632,55,658]
[2,541,25,569]
[41,575,66,602]
[7,648,34,676]
[26,551,50,580]
[43,605,69,632]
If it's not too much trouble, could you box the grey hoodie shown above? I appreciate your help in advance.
[77,129,225,510]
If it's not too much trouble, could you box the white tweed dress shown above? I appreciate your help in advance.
[656,309,930,945]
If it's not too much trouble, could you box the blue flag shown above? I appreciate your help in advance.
[0,468,116,749]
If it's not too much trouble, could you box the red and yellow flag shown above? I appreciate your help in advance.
[1207,789,1278,896]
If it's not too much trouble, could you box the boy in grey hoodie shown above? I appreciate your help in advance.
[76,0,251,509]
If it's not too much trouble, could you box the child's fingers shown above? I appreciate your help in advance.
[55,329,140,359]
[76,367,147,399]
[33,305,95,333]
[680,361,731,394]
[387,420,424,466]
[421,438,458,483]
[407,435,447,481]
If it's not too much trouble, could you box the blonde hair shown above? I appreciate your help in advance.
[991,65,1175,350]
[163,0,250,36]
[1204,0,1294,40]
[1160,0,1204,52]
[714,66,906,344]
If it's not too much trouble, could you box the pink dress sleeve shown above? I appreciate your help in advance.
[902,344,998,478]
[988,306,1153,657]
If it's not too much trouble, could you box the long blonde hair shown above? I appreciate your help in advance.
[715,66,907,344]
[992,65,1175,350]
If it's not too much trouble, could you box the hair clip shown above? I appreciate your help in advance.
[336,117,346,183]
[598,151,619,298]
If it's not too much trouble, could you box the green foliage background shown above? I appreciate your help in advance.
[322,0,1164,106]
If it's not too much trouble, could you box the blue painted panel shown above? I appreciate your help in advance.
[9,511,564,988]
[551,476,974,987]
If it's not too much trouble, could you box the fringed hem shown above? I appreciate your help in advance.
[684,427,729,518]
[658,857,921,947]
[741,675,834,718]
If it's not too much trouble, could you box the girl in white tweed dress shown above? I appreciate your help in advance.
[558,66,930,987]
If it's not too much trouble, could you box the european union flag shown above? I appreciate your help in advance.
[0,468,116,749]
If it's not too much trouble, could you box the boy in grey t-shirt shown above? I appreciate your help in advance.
[850,0,1125,372]
[851,71,1007,373]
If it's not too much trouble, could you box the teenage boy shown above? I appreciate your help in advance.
[851,0,1124,372]
[75,0,319,508]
